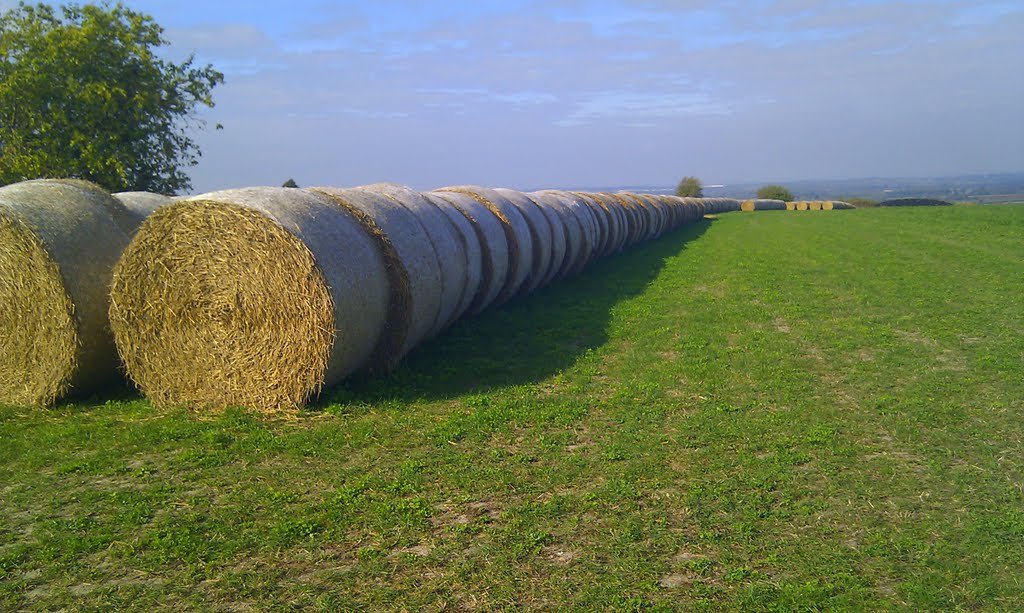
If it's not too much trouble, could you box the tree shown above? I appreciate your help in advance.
[756,185,794,202]
[0,2,224,194]
[281,178,299,188]
[675,176,703,197]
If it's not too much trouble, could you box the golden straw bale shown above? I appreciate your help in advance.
[109,187,389,414]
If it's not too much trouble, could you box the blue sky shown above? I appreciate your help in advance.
[5,0,1022,193]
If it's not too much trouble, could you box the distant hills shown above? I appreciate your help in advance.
[568,172,1024,203]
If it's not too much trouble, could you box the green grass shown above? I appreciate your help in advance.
[3,205,1023,610]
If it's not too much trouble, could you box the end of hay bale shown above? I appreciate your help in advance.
[110,188,390,414]
[0,179,132,407]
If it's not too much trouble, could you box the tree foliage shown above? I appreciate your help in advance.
[0,2,224,194]
[675,176,703,198]
[756,184,794,202]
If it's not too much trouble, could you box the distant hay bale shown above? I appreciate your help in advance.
[112,192,173,231]
[528,191,586,280]
[741,199,755,212]
[640,194,668,237]
[831,201,856,210]
[809,201,822,211]
[418,192,481,322]
[542,190,600,272]
[614,193,650,243]
[594,193,628,254]
[494,188,555,294]
[425,190,508,314]
[574,192,612,258]
[822,200,834,211]
[785,201,796,211]
[750,199,786,211]
[628,194,659,241]
[109,187,390,414]
[606,193,642,249]
[357,184,467,333]
[308,186,438,367]
[437,186,533,304]
[0,179,133,407]
[796,201,809,211]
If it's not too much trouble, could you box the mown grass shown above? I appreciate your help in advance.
[2,205,1022,610]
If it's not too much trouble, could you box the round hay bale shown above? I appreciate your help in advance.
[109,187,390,414]
[308,186,439,367]
[822,200,834,211]
[634,194,662,238]
[741,199,755,212]
[356,184,466,333]
[527,191,585,280]
[573,192,612,258]
[795,201,809,211]
[112,192,173,231]
[750,199,786,211]
[785,201,796,211]
[593,193,627,254]
[494,188,555,294]
[536,191,598,275]
[425,190,508,314]
[626,194,657,241]
[608,193,644,248]
[663,196,683,229]
[0,179,132,407]
[436,186,532,304]
[417,192,482,322]
[809,201,822,211]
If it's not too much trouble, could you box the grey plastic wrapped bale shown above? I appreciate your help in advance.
[309,186,441,369]
[742,199,786,211]
[537,191,599,275]
[592,193,627,255]
[109,187,390,414]
[436,186,533,305]
[416,192,482,323]
[425,191,508,315]
[363,184,467,333]
[494,188,555,294]
[112,191,174,231]
[529,191,587,280]
[0,179,133,407]
[574,193,612,259]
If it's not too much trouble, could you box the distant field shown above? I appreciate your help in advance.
[2,205,1022,610]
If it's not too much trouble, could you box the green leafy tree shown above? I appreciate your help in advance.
[675,176,703,197]
[281,178,299,188]
[756,185,794,202]
[0,2,224,194]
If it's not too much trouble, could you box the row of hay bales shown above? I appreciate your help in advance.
[1,178,744,413]
[740,199,856,211]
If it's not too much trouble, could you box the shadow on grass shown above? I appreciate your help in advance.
[319,218,713,406]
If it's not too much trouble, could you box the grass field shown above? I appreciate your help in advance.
[2,205,1022,610]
